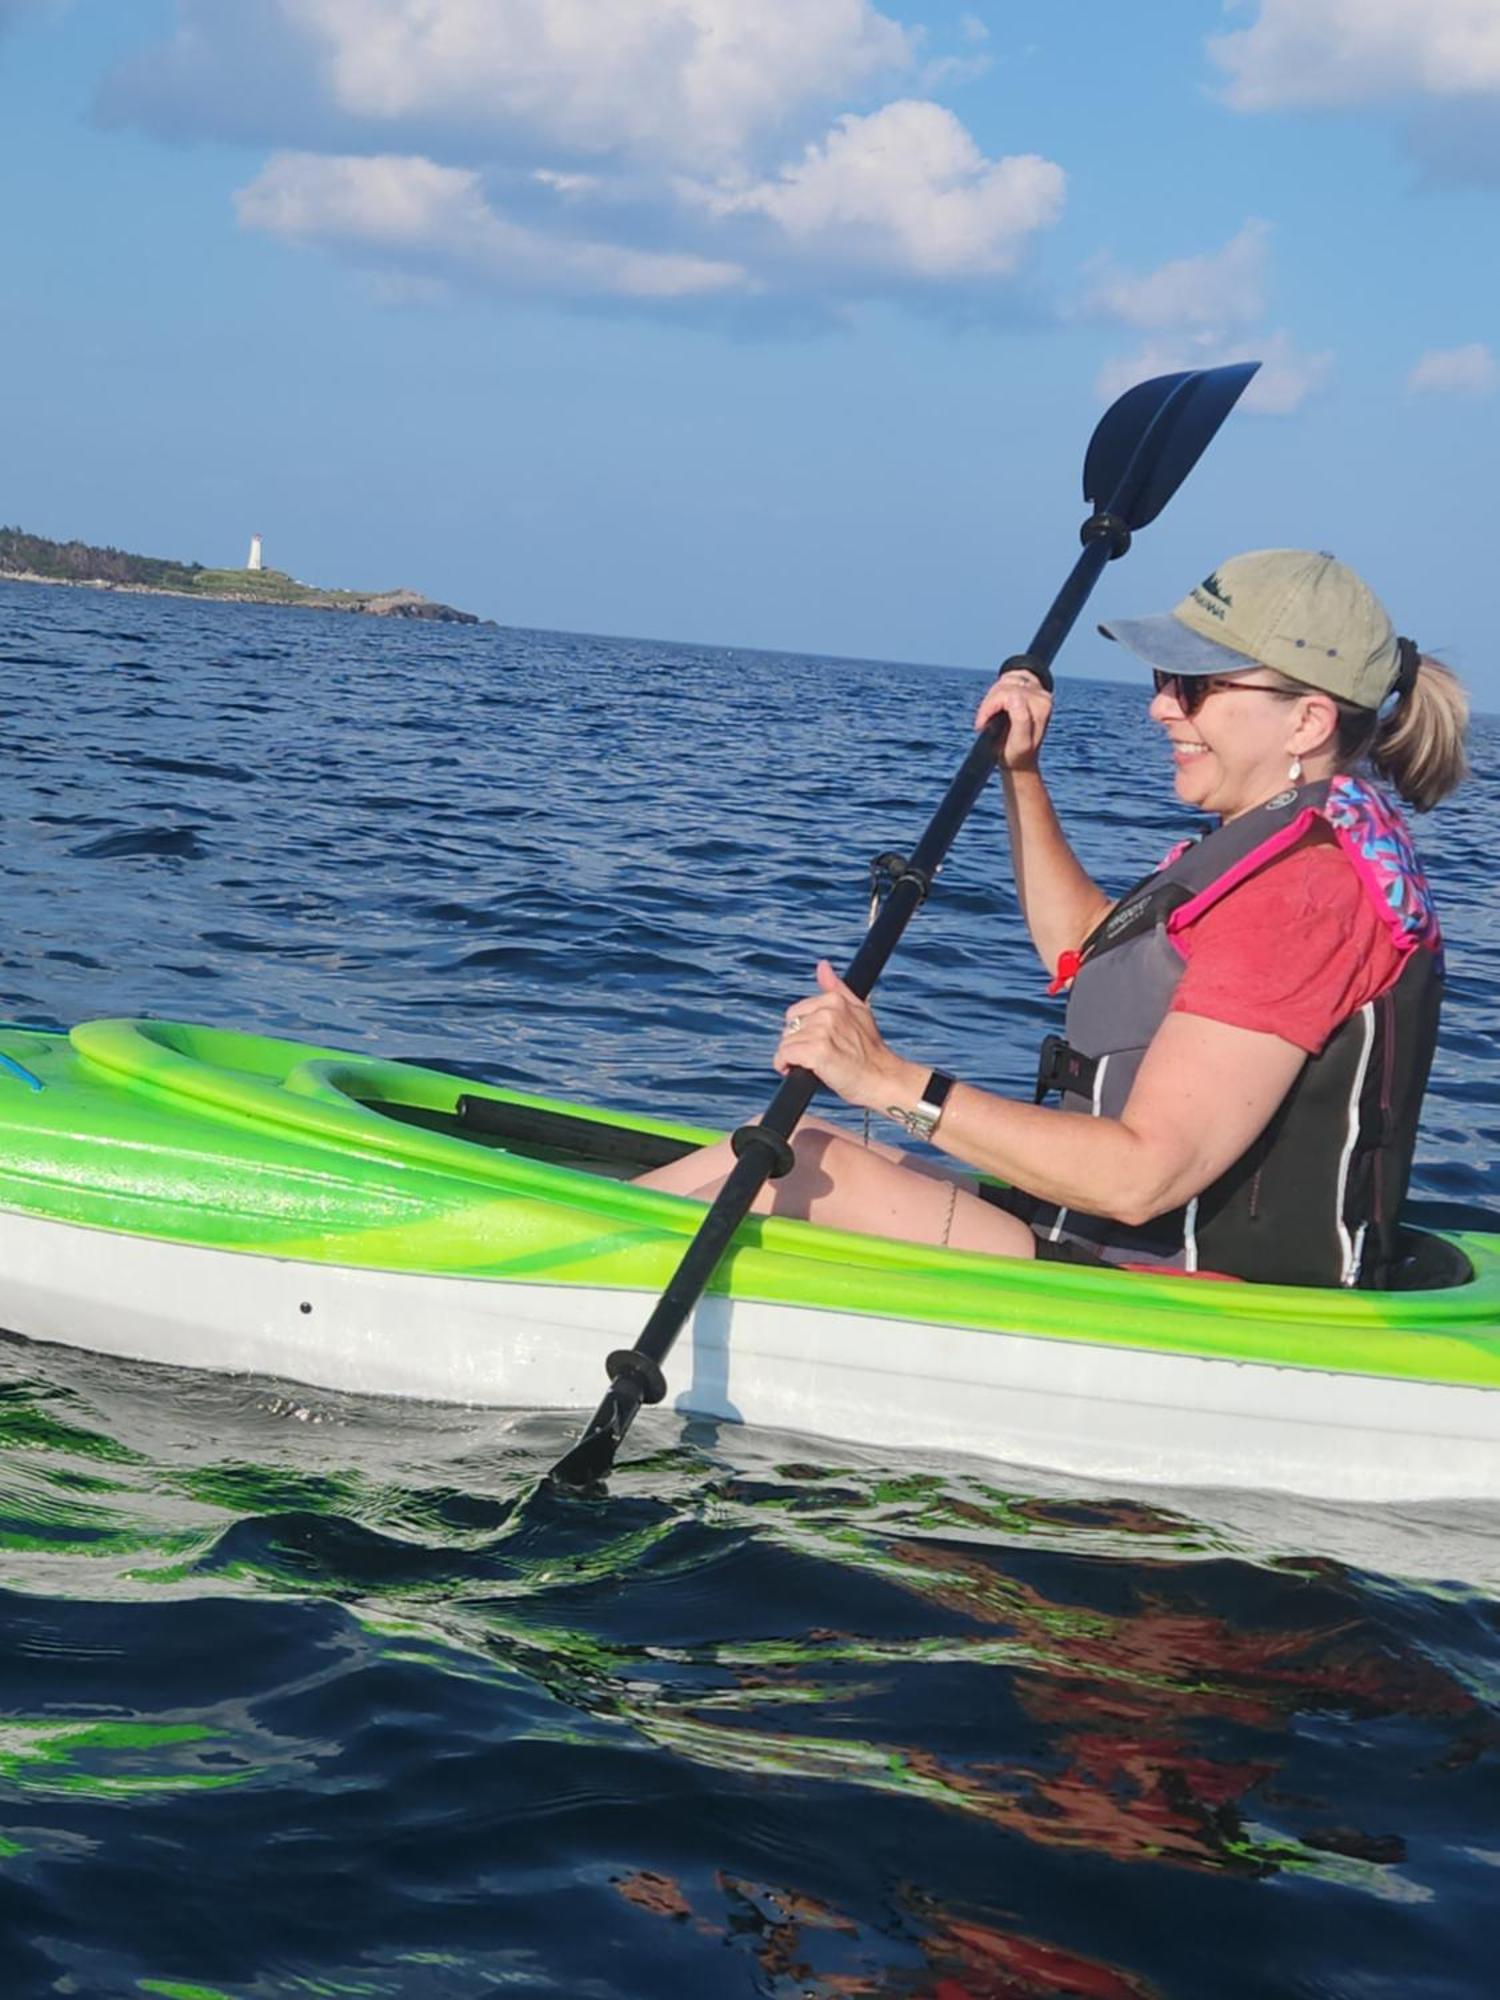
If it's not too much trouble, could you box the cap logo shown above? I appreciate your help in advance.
[1190,570,1232,623]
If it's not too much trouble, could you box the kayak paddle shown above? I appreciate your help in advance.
[548,360,1261,1491]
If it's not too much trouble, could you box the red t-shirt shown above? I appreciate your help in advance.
[1168,834,1406,1055]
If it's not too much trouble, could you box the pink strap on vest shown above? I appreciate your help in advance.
[1161,779,1440,957]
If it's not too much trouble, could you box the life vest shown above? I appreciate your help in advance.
[1029,777,1443,1288]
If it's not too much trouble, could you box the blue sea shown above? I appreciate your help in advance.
[1,574,1497,1999]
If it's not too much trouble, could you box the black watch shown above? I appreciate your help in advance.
[887,1069,955,1141]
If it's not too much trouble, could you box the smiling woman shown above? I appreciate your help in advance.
[639,549,1472,1290]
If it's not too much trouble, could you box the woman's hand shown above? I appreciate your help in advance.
[975,666,1053,771]
[774,960,911,1112]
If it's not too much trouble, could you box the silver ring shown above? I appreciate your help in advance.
[787,1014,804,1032]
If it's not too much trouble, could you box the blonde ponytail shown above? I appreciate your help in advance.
[1367,653,1470,813]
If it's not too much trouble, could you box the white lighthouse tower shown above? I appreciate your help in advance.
[246,533,264,573]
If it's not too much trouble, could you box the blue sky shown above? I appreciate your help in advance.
[2,0,1497,697]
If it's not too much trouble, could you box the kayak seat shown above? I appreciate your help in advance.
[1121,1231,1476,1290]
[1385,1227,1475,1292]
[1118,1233,1476,1290]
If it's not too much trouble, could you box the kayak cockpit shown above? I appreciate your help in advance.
[364,1089,1482,1294]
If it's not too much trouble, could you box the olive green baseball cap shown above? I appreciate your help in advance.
[1100,548,1400,709]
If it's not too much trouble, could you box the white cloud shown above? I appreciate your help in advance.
[108,0,1067,317]
[1088,220,1270,330]
[236,152,750,301]
[1090,227,1330,415]
[319,0,910,164]
[1407,342,1498,396]
[107,0,913,170]
[1210,0,1500,111]
[693,101,1065,280]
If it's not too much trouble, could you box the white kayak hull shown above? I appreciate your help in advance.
[2,1207,1497,1505]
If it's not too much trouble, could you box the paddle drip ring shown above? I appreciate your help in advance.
[1080,509,1132,558]
[868,850,931,909]
[605,1348,667,1405]
[997,653,1054,694]
[731,1123,796,1179]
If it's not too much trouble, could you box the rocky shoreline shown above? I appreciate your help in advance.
[0,568,490,625]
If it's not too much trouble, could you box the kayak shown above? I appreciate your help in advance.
[0,1017,1497,1504]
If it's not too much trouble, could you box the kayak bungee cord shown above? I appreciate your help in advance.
[548,361,1262,1493]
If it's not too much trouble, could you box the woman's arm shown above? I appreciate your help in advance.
[1001,767,1115,971]
[780,965,1306,1226]
[892,1011,1306,1223]
[975,675,1113,972]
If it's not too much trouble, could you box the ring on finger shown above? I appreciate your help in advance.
[787,1014,804,1033]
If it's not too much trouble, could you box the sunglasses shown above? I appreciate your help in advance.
[1151,670,1300,718]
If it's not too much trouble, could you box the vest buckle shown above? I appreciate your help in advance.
[1035,1034,1099,1106]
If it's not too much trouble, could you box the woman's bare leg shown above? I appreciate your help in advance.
[635,1116,1035,1257]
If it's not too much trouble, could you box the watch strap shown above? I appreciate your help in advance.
[888,1068,955,1140]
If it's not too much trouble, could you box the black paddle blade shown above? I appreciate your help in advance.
[1084,361,1259,533]
[547,1376,647,1491]
[547,1403,623,1491]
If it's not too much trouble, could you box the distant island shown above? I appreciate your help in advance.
[0,526,489,625]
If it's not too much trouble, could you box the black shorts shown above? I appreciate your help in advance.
[975,1181,1106,1267]
[1031,1233,1108,1266]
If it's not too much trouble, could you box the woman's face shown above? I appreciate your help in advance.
[1147,671,1308,820]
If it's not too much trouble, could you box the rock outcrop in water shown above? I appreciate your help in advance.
[355,589,483,624]
[0,526,490,625]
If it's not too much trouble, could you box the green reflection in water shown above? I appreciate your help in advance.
[0,1719,259,1798]
[0,1389,148,1467]
[175,1464,368,1520]
[139,1983,236,1999]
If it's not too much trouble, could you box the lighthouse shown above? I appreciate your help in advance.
[247,534,264,572]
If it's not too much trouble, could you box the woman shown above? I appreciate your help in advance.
[639,550,1470,1288]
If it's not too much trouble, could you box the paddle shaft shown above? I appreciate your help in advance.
[550,535,1114,1484]
[634,531,1118,1335]
[609,723,1010,1352]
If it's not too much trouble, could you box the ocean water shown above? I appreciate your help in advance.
[0,574,1497,1999]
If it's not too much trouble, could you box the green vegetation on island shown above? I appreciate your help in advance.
[0,526,486,624]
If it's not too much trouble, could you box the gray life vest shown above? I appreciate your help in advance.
[1028,778,1443,1288]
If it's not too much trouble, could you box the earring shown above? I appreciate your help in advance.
[1288,755,1304,782]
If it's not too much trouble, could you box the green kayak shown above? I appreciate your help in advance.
[0,1016,1495,1503]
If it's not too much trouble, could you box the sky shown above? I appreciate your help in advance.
[2,0,1497,697]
